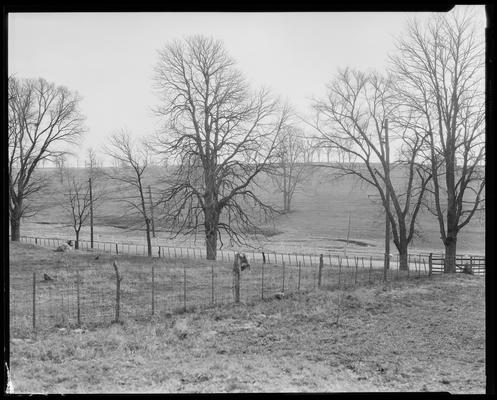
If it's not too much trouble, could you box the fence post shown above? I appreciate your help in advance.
[233,257,240,303]
[112,261,122,323]
[369,256,372,283]
[429,253,433,277]
[338,256,342,288]
[261,261,265,300]
[158,246,161,258]
[32,272,36,333]
[318,254,323,288]
[211,264,215,304]
[282,261,286,292]
[151,264,155,316]
[354,257,358,286]
[183,265,187,312]
[35,237,38,245]
[76,270,81,326]
[298,261,301,292]
[115,243,119,255]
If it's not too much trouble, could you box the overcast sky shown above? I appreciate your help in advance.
[9,7,486,166]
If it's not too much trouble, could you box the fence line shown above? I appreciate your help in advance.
[10,235,485,336]
[15,234,449,270]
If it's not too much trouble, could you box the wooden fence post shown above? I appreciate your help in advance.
[338,256,342,288]
[32,272,36,333]
[76,270,81,326]
[151,264,155,316]
[282,261,286,292]
[158,246,161,258]
[354,257,358,286]
[369,256,372,283]
[318,254,323,288]
[297,261,301,292]
[112,261,122,323]
[211,264,215,304]
[233,257,240,303]
[183,265,187,312]
[261,261,265,300]
[428,253,433,276]
[115,243,119,255]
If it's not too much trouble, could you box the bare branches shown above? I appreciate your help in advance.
[311,68,432,268]
[152,35,287,259]
[8,76,86,239]
[267,124,314,213]
[104,129,154,256]
[390,10,485,267]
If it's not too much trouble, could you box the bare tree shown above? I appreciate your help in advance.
[391,10,485,272]
[54,153,66,184]
[104,130,154,257]
[85,147,104,180]
[312,69,432,270]
[152,35,288,260]
[61,174,93,249]
[269,126,313,213]
[8,76,85,240]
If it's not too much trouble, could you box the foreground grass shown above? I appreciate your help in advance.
[9,273,485,393]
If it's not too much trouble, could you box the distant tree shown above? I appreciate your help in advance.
[8,76,85,241]
[104,130,154,257]
[61,174,94,249]
[54,153,67,184]
[269,126,313,213]
[312,69,432,270]
[391,10,485,272]
[152,35,288,260]
[85,147,104,181]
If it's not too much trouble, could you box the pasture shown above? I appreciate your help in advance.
[8,242,485,393]
[21,165,485,257]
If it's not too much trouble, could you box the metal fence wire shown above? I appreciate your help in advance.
[10,235,485,336]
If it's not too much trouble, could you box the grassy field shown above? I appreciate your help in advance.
[8,242,485,393]
[20,165,485,256]
[10,241,424,336]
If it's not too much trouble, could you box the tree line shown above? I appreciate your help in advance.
[8,10,485,272]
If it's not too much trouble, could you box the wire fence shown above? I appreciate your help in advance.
[10,235,485,337]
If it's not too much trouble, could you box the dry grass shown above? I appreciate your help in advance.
[8,245,485,393]
[24,167,485,255]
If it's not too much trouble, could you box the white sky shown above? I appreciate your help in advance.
[8,7,486,166]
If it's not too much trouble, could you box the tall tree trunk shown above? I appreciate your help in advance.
[444,236,457,273]
[398,242,409,271]
[205,227,217,260]
[10,201,22,241]
[10,216,20,241]
[146,218,152,257]
[75,230,80,249]
[205,206,218,260]
[397,226,409,271]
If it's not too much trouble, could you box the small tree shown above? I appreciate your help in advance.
[104,130,154,257]
[269,126,313,213]
[62,175,93,249]
[8,76,85,240]
[54,154,66,184]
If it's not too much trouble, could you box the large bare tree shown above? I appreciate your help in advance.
[104,130,154,257]
[8,76,85,240]
[312,69,432,270]
[152,35,288,260]
[391,10,485,272]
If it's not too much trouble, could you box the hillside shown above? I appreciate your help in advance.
[20,165,485,256]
